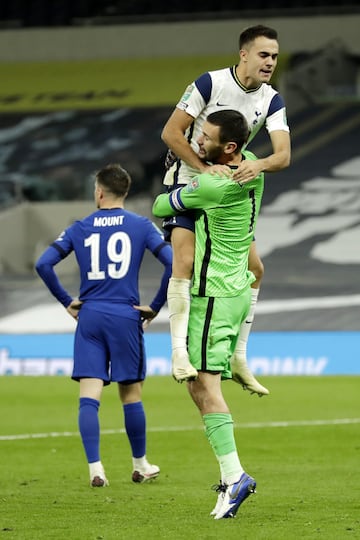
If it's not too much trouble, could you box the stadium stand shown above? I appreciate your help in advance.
[0,1,359,28]
[0,7,359,339]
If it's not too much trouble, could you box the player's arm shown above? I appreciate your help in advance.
[235,129,290,184]
[234,93,291,183]
[148,239,172,314]
[134,224,173,327]
[257,128,291,172]
[132,305,158,329]
[35,226,80,315]
[35,244,73,308]
[263,95,291,172]
[153,175,219,218]
[161,108,209,173]
[162,79,231,178]
[66,299,83,320]
[152,190,183,218]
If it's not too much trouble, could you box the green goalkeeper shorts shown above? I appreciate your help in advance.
[188,289,251,379]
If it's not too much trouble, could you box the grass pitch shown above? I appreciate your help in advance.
[0,375,359,539]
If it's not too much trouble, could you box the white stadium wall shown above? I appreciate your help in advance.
[0,200,154,276]
[0,14,358,63]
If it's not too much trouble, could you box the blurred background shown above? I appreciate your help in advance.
[0,2,359,376]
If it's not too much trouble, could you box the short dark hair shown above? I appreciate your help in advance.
[239,25,278,49]
[206,110,249,152]
[95,163,131,197]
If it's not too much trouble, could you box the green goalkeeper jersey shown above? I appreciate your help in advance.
[153,151,264,298]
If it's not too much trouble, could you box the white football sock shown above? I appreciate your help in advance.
[167,277,191,352]
[89,461,104,477]
[235,287,259,360]
[132,455,148,470]
[218,451,244,486]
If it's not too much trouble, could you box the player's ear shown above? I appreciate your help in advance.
[239,48,247,62]
[96,185,105,200]
[224,141,237,155]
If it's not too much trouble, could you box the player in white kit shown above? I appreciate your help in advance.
[161,25,291,392]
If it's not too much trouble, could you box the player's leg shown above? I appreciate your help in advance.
[237,240,264,359]
[231,240,269,396]
[187,372,256,520]
[78,377,108,487]
[119,382,160,483]
[110,315,159,483]
[166,223,198,383]
[73,308,110,487]
[187,294,256,518]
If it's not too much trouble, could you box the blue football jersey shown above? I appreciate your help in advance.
[36,208,172,319]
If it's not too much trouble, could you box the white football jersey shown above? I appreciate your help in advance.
[164,65,289,186]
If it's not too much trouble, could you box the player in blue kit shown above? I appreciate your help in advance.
[36,163,172,487]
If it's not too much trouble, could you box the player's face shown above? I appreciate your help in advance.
[240,36,279,87]
[197,122,224,163]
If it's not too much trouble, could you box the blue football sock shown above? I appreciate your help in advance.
[123,401,146,458]
[78,397,100,463]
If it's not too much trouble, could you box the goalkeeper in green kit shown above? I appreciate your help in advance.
[152,110,264,519]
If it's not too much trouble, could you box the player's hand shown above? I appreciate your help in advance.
[133,305,158,329]
[165,149,177,170]
[231,159,263,184]
[66,299,83,321]
[205,163,232,177]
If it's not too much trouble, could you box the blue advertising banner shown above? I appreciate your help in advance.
[0,331,359,376]
[247,331,359,375]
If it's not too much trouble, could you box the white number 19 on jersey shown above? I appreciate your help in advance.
[84,232,131,280]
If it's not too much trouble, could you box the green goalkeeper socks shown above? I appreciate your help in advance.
[203,412,243,483]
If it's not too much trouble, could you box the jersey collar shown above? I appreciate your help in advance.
[231,65,262,93]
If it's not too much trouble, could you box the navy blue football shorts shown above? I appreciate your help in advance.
[162,213,256,243]
[72,307,146,385]
[162,212,195,242]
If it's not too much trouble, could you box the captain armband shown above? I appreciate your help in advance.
[169,188,187,212]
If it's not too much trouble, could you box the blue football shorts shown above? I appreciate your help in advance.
[162,212,195,241]
[162,213,255,243]
[160,184,195,241]
[72,306,145,385]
